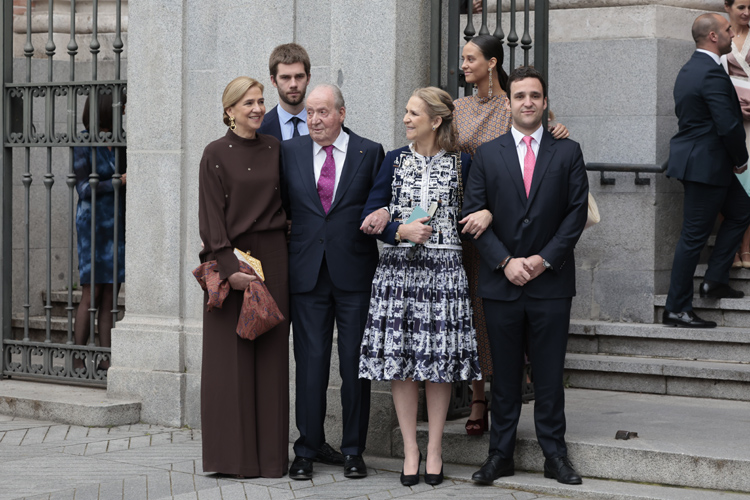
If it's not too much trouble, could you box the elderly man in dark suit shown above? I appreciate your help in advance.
[281,84,385,481]
[463,66,588,486]
[258,43,311,142]
[663,13,750,329]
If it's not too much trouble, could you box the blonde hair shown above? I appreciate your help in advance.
[412,87,457,152]
[222,77,264,126]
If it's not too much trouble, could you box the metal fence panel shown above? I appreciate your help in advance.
[1,0,126,386]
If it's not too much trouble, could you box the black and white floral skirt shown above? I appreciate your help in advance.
[358,245,481,383]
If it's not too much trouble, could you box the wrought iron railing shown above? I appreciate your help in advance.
[587,160,668,186]
[0,0,126,386]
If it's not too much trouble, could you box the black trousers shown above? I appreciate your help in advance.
[665,177,750,313]
[484,295,572,459]
[291,261,372,458]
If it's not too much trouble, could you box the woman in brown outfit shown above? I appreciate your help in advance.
[198,76,290,478]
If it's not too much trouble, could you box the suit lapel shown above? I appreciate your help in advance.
[328,128,365,213]
[270,107,282,141]
[294,136,325,214]
[526,130,556,210]
[498,134,527,205]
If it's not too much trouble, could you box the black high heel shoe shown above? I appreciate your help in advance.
[400,451,422,486]
[424,455,443,486]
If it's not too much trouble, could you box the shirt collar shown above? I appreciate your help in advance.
[276,105,306,124]
[696,49,721,65]
[511,124,544,147]
[312,128,349,155]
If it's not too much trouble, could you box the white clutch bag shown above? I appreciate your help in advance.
[585,192,601,230]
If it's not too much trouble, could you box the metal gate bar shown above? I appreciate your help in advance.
[1,0,126,385]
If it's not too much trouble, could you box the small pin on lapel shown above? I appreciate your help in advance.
[360,151,363,153]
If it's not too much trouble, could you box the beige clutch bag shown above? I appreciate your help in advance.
[234,248,265,281]
[585,192,601,230]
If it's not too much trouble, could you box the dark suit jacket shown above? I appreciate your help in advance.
[258,105,283,142]
[281,127,385,294]
[667,51,748,186]
[463,129,589,301]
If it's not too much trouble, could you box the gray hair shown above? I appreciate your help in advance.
[309,83,345,110]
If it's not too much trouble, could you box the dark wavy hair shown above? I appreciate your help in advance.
[82,90,126,132]
[507,66,547,99]
[467,35,509,93]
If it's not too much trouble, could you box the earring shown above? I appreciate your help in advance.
[432,126,436,131]
[229,116,236,131]
[488,68,493,98]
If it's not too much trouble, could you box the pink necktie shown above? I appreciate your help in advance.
[522,136,535,198]
[317,145,336,212]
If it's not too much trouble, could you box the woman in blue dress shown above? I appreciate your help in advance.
[359,87,481,486]
[73,92,126,370]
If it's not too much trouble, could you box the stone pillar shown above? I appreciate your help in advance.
[547,2,712,322]
[106,0,188,426]
[110,0,430,448]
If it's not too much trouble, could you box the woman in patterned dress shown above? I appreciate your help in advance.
[457,35,569,434]
[73,92,126,372]
[359,87,480,487]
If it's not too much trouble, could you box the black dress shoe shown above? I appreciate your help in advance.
[343,454,367,478]
[544,456,582,485]
[699,281,744,299]
[471,454,514,485]
[313,442,345,466]
[424,454,443,486]
[289,456,313,480]
[662,310,717,328]
[400,451,422,486]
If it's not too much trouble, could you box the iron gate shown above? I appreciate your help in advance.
[0,0,126,386]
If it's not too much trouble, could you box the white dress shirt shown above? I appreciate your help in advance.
[510,124,544,180]
[276,105,309,140]
[696,48,721,65]
[313,128,349,203]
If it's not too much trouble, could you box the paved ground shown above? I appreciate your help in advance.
[0,415,571,500]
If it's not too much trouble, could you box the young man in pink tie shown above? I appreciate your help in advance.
[463,66,589,486]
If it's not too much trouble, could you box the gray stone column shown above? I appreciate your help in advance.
[106,0,188,426]
[547,3,704,322]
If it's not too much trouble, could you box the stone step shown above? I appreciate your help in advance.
[10,315,121,344]
[693,264,750,293]
[42,289,126,318]
[408,389,750,493]
[371,455,750,500]
[568,319,750,363]
[563,352,750,401]
[654,294,750,327]
[0,379,140,426]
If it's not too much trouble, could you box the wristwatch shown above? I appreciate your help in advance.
[394,227,402,244]
[542,258,553,270]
